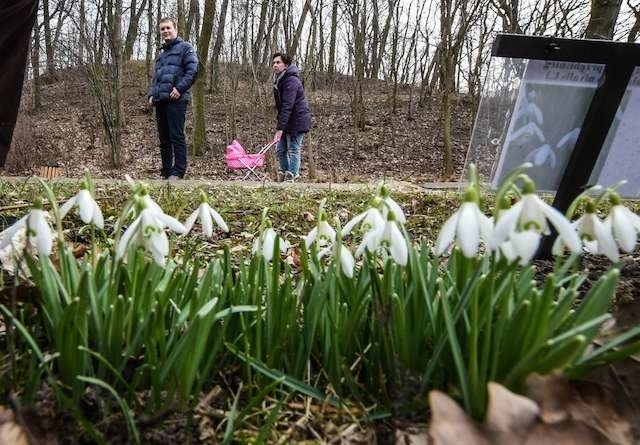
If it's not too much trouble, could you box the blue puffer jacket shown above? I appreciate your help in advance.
[148,37,198,103]
[273,65,311,135]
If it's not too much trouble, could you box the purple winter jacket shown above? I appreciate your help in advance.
[273,65,311,135]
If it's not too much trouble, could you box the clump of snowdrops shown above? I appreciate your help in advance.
[0,165,639,442]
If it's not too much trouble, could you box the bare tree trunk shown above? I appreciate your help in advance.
[211,0,230,92]
[253,0,269,66]
[317,0,325,72]
[288,0,313,58]
[124,0,148,59]
[241,0,249,65]
[440,0,454,178]
[490,0,522,33]
[78,0,85,63]
[112,0,124,168]
[156,0,162,52]
[32,17,42,111]
[177,0,186,35]
[43,0,55,74]
[185,0,199,41]
[328,0,338,74]
[350,1,366,130]
[191,0,216,156]
[97,3,106,63]
[371,0,398,79]
[146,0,154,77]
[585,0,622,39]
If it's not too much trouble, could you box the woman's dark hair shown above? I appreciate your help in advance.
[272,52,292,66]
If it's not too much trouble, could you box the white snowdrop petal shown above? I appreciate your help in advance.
[510,230,541,264]
[620,206,640,230]
[385,197,406,223]
[30,210,53,256]
[92,201,104,229]
[342,212,366,237]
[77,190,94,223]
[522,195,549,233]
[200,204,213,237]
[612,206,638,252]
[593,217,619,262]
[116,217,141,259]
[491,200,523,249]
[305,227,318,248]
[320,221,336,242]
[149,231,169,257]
[536,196,581,252]
[59,197,76,219]
[183,209,199,233]
[209,207,229,232]
[339,246,355,278]
[156,212,187,234]
[389,223,408,266]
[0,215,28,250]
[435,210,459,256]
[263,229,275,261]
[456,203,480,257]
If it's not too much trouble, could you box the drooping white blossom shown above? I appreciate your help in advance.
[60,187,104,229]
[0,203,55,258]
[436,189,493,257]
[116,204,187,266]
[490,181,581,259]
[606,195,640,253]
[253,227,288,262]
[184,197,229,237]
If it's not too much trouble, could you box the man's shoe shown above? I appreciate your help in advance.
[167,175,180,182]
[284,172,300,183]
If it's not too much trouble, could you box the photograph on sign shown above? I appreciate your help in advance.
[590,67,640,197]
[491,60,604,191]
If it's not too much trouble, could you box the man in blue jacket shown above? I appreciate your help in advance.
[148,18,198,180]
[272,53,311,182]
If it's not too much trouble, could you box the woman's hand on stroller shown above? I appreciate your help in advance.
[273,130,283,144]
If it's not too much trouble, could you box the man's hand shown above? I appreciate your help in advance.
[170,87,181,100]
[148,96,153,107]
[273,130,283,143]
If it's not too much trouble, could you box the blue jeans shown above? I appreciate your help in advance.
[276,132,304,176]
[155,101,188,178]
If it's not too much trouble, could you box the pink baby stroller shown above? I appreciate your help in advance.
[225,139,276,181]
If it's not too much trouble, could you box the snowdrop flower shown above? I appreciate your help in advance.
[337,244,355,278]
[0,199,55,257]
[59,184,104,229]
[490,179,581,258]
[342,205,385,237]
[116,199,187,266]
[184,192,229,236]
[253,226,287,262]
[378,184,406,224]
[605,193,640,253]
[436,188,493,257]
[305,218,336,248]
[558,200,619,262]
[507,229,544,264]
[377,215,408,266]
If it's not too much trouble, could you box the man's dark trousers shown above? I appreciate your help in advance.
[155,101,188,178]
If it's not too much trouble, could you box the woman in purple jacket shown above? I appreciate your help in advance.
[272,53,311,182]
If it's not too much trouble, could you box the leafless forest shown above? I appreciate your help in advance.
[15,0,640,179]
